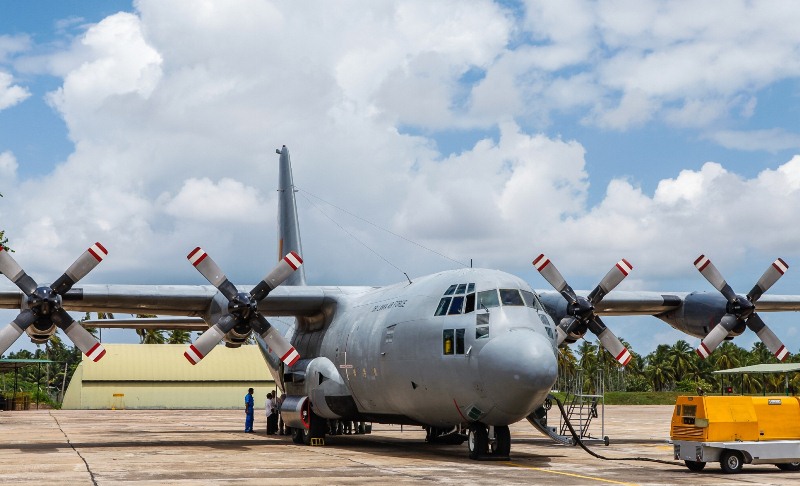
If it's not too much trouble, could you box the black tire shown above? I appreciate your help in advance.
[291,427,305,444]
[603,436,610,446]
[491,425,511,458]
[777,462,800,471]
[720,450,744,474]
[685,460,706,472]
[468,424,488,460]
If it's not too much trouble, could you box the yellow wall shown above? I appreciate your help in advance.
[62,344,277,410]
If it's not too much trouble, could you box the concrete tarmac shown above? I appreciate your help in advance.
[0,405,797,485]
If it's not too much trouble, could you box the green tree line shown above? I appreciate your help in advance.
[557,338,800,396]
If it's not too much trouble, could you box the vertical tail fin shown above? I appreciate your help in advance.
[276,145,306,286]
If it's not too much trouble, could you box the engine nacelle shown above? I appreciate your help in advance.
[306,356,357,419]
[656,291,737,339]
[280,395,310,430]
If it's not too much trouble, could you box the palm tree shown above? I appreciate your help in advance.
[557,345,578,392]
[668,340,696,379]
[576,340,598,393]
[167,330,191,344]
[749,342,775,365]
[712,341,743,371]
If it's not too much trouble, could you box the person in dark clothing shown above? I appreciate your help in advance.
[244,388,255,433]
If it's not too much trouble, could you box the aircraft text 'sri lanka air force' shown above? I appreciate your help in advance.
[1,146,800,460]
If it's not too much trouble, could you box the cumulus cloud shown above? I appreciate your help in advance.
[707,129,800,153]
[161,177,270,222]
[0,71,30,110]
[2,1,800,355]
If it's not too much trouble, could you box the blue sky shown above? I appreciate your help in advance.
[2,1,800,357]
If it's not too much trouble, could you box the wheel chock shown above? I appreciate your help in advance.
[310,438,325,446]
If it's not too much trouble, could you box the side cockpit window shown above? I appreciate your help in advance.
[477,289,500,310]
[499,289,524,306]
[435,283,476,316]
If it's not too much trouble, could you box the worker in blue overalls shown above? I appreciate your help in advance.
[244,387,255,432]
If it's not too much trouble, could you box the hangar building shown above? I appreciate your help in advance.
[62,344,276,409]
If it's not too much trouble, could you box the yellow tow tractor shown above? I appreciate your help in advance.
[671,394,800,473]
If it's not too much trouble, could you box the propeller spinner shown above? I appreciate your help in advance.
[183,248,302,366]
[533,254,633,366]
[693,255,789,361]
[0,244,108,361]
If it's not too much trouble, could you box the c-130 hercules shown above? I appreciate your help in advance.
[1,146,800,460]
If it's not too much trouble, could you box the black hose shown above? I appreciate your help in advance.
[549,394,678,466]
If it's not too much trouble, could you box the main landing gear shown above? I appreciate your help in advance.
[468,423,510,460]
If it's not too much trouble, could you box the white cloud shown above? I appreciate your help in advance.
[0,151,18,182]
[0,71,30,110]
[2,1,800,356]
[707,129,800,153]
[161,177,270,223]
[0,34,30,62]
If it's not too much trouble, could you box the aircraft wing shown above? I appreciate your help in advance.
[0,284,328,318]
[537,289,800,316]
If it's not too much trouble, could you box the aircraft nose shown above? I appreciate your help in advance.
[478,329,557,419]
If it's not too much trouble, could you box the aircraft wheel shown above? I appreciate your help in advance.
[491,425,511,458]
[777,462,800,471]
[685,460,706,472]
[468,424,488,460]
[720,450,744,474]
[291,427,305,444]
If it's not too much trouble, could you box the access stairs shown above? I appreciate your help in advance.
[528,369,608,446]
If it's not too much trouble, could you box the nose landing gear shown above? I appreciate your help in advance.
[468,423,510,460]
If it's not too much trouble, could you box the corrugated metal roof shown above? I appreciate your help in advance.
[714,363,800,374]
[81,344,270,382]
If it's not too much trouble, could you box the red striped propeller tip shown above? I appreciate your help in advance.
[532,254,549,271]
[187,247,208,266]
[284,251,303,269]
[88,242,108,261]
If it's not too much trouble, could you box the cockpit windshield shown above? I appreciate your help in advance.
[435,285,543,315]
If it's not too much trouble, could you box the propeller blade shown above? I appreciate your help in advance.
[588,259,633,305]
[187,247,239,301]
[696,314,738,359]
[746,313,790,362]
[53,309,106,362]
[694,255,737,302]
[250,314,300,366]
[0,310,36,356]
[50,242,108,295]
[588,316,632,366]
[0,247,38,295]
[184,315,238,365]
[532,254,578,303]
[747,258,789,303]
[250,251,303,302]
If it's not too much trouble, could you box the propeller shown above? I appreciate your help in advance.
[183,248,302,366]
[694,255,789,361]
[533,254,633,366]
[0,243,108,361]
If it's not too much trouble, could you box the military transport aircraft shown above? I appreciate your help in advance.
[2,145,800,460]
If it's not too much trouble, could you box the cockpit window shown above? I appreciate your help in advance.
[448,296,465,315]
[499,289,525,306]
[477,289,500,309]
[435,283,477,316]
[520,290,542,310]
[464,292,475,313]
[434,297,451,316]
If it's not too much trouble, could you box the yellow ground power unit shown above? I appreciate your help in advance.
[671,395,800,473]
